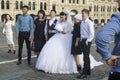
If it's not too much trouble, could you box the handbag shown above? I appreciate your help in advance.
[31,41,35,51]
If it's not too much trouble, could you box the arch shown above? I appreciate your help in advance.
[1,14,7,22]
[94,19,99,24]
[30,14,36,20]
[15,14,22,21]
[70,9,78,16]
[101,19,105,23]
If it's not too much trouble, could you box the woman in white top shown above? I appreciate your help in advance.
[2,14,16,54]
[36,9,103,74]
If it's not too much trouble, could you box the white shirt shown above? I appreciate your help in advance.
[80,18,94,42]
[44,17,58,34]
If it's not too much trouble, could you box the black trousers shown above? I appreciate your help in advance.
[18,31,31,62]
[80,39,92,75]
[108,72,120,80]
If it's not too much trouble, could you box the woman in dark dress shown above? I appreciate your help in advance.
[71,14,82,72]
[34,10,46,57]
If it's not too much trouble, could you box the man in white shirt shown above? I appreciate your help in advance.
[44,10,58,40]
[77,9,94,79]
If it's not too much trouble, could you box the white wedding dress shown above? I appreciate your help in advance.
[36,21,103,74]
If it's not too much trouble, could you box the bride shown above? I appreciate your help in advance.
[36,9,103,74]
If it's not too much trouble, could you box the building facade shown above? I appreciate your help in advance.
[0,0,118,24]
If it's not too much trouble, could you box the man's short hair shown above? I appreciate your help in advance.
[22,5,29,9]
[50,10,56,14]
[82,9,90,15]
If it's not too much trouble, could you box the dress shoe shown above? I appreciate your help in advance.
[77,65,82,72]
[16,62,22,65]
[8,50,12,53]
[13,50,16,54]
[76,73,87,79]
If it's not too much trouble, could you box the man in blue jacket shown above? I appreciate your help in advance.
[95,0,120,80]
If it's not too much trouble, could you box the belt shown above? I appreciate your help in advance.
[19,31,30,33]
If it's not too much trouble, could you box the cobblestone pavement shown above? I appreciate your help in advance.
[0,24,111,80]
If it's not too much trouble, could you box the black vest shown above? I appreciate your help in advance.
[47,19,58,32]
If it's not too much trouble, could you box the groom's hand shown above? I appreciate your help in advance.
[106,55,120,67]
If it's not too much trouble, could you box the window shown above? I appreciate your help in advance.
[44,3,47,10]
[33,2,35,10]
[97,6,99,12]
[20,1,23,10]
[52,4,56,11]
[69,0,71,3]
[28,2,31,10]
[83,0,85,4]
[1,0,4,9]
[6,0,10,9]
[94,5,96,12]
[62,0,64,3]
[73,0,75,3]
[40,2,43,10]
[15,1,19,10]
[89,6,92,12]
[77,0,79,4]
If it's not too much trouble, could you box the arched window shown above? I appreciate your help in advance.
[89,6,92,12]
[73,0,75,3]
[103,6,105,12]
[77,0,79,4]
[15,1,19,10]
[61,0,64,3]
[33,2,35,10]
[97,6,99,12]
[69,0,71,3]
[6,0,10,9]
[101,6,103,12]
[28,2,31,10]
[94,5,96,12]
[1,0,5,9]
[40,2,43,10]
[52,4,56,11]
[83,0,85,4]
[44,3,47,10]
[20,1,23,10]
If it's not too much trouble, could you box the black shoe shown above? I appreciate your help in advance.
[76,74,87,79]
[28,62,32,65]
[77,65,82,73]
[13,50,16,54]
[8,50,12,53]
[16,62,22,65]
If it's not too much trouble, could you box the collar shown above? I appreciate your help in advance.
[22,14,29,16]
[83,18,89,22]
[50,17,56,21]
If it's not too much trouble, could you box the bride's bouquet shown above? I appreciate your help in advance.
[54,23,63,32]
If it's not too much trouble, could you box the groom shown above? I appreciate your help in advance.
[45,10,58,40]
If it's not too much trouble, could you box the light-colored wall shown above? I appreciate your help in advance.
[0,0,118,24]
